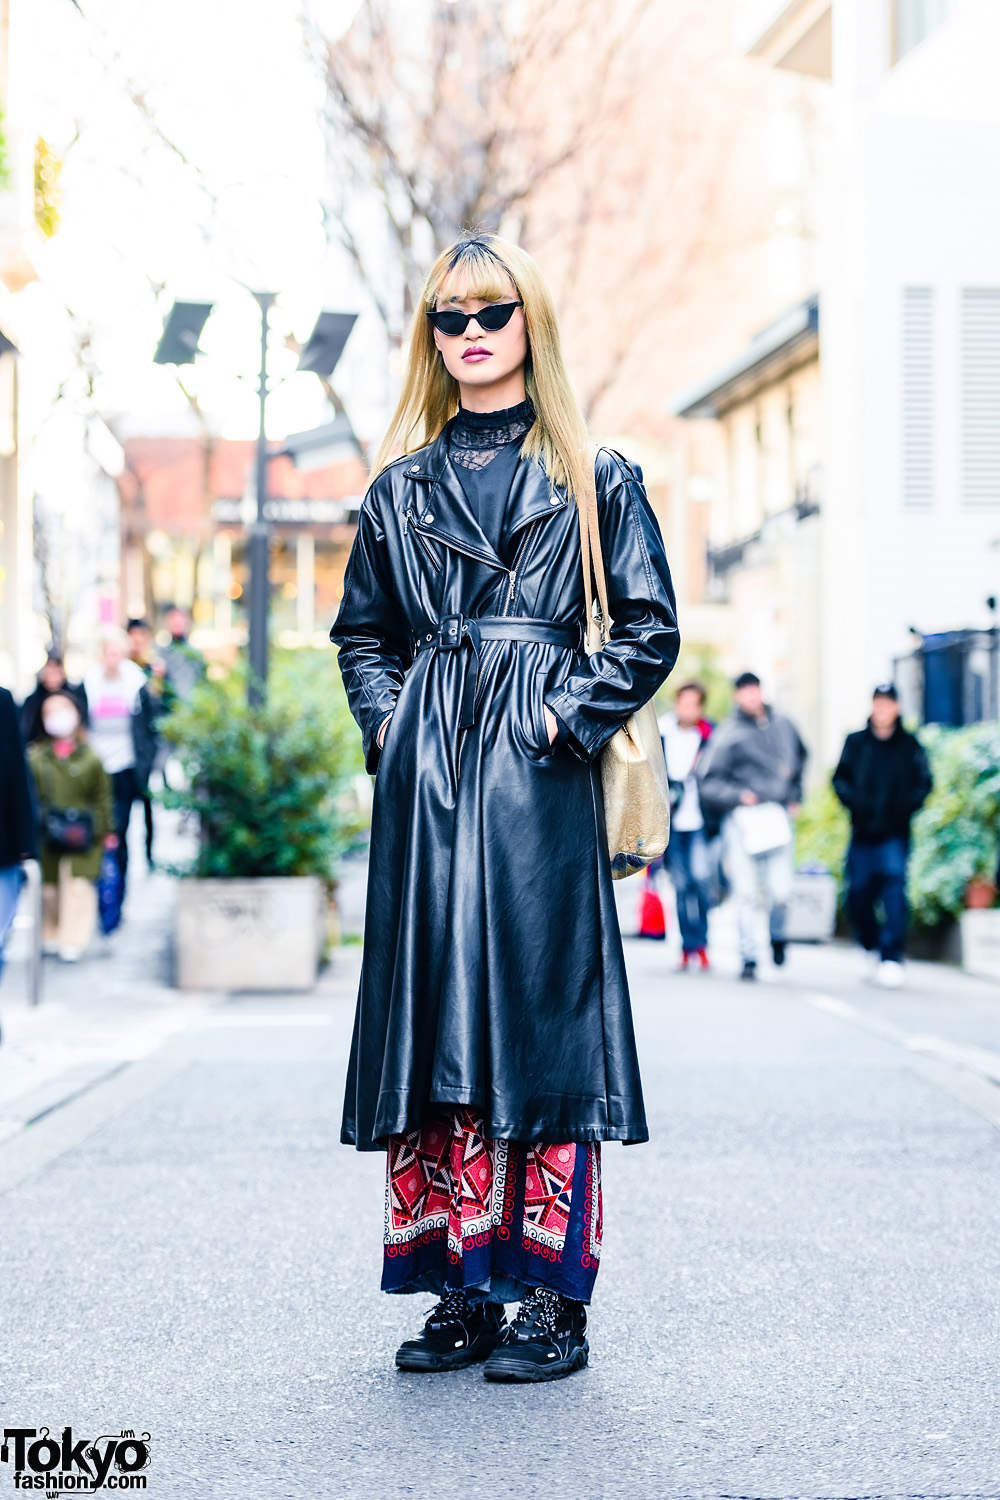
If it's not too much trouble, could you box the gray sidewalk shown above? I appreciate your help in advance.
[5,845,1000,1496]
[0,808,215,1141]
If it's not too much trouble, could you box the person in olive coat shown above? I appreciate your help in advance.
[0,685,38,983]
[331,234,679,1382]
[28,694,114,961]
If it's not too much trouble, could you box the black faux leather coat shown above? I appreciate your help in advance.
[331,424,679,1150]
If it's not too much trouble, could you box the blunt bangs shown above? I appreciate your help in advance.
[376,232,588,501]
[430,240,518,308]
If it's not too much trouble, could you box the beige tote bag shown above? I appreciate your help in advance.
[577,449,671,879]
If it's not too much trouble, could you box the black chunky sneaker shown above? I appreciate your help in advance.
[771,939,787,967]
[740,959,757,982]
[482,1287,589,1383]
[395,1288,507,1372]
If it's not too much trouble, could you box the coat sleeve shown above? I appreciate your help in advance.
[2,689,38,859]
[544,451,679,761]
[693,725,744,817]
[131,684,159,793]
[92,759,113,840]
[832,736,857,811]
[329,484,413,775]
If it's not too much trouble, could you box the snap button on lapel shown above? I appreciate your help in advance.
[549,495,561,505]
[423,513,435,524]
[410,463,419,472]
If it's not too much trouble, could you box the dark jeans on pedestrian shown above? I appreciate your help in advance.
[666,828,711,954]
[0,864,24,982]
[110,768,138,889]
[846,836,908,963]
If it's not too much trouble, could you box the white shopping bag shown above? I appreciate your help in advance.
[731,801,792,856]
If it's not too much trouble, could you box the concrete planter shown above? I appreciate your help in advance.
[960,909,1000,982]
[175,876,325,992]
[786,869,838,942]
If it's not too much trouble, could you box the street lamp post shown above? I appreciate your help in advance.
[248,291,275,705]
[154,297,358,708]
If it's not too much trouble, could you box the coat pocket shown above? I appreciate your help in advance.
[403,510,442,571]
[528,670,556,760]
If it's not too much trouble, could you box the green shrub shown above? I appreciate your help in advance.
[795,779,851,893]
[907,723,1000,928]
[160,650,366,880]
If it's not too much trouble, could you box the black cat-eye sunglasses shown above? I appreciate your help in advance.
[426,301,523,337]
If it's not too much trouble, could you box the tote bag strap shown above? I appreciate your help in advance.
[576,442,611,647]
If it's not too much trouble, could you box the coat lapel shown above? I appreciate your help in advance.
[503,450,570,538]
[406,421,570,566]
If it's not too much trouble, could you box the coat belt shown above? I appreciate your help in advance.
[412,614,582,729]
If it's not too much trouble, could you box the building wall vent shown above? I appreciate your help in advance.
[902,286,934,506]
[961,287,1000,506]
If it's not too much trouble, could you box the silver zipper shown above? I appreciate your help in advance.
[501,520,541,616]
[403,508,444,570]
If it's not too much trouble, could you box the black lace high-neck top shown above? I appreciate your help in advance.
[449,399,534,556]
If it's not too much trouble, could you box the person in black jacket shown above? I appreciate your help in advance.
[331,233,678,1383]
[19,655,88,746]
[0,685,38,983]
[833,683,932,988]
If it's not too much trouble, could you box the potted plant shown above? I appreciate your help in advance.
[161,654,365,991]
[906,724,1000,976]
[965,877,997,909]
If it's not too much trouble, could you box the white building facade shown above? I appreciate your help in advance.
[682,0,1000,764]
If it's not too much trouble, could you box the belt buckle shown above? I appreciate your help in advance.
[437,613,465,650]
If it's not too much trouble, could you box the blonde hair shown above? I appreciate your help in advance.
[373,235,589,499]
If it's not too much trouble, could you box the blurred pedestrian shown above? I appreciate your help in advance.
[83,629,157,897]
[27,694,113,962]
[833,683,931,989]
[331,233,678,1383]
[19,653,88,746]
[0,686,38,984]
[160,606,205,704]
[659,681,714,970]
[697,672,807,982]
[127,617,168,867]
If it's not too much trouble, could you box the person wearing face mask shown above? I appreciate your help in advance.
[0,685,38,985]
[19,653,88,747]
[27,694,114,962]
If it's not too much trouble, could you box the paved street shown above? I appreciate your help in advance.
[3,873,1000,1498]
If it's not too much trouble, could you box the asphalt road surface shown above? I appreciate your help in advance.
[3,916,1000,1499]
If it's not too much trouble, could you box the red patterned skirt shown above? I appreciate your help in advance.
[383,1107,602,1303]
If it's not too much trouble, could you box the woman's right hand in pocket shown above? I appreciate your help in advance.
[544,707,558,745]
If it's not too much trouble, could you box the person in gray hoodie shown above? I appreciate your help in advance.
[696,673,807,980]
